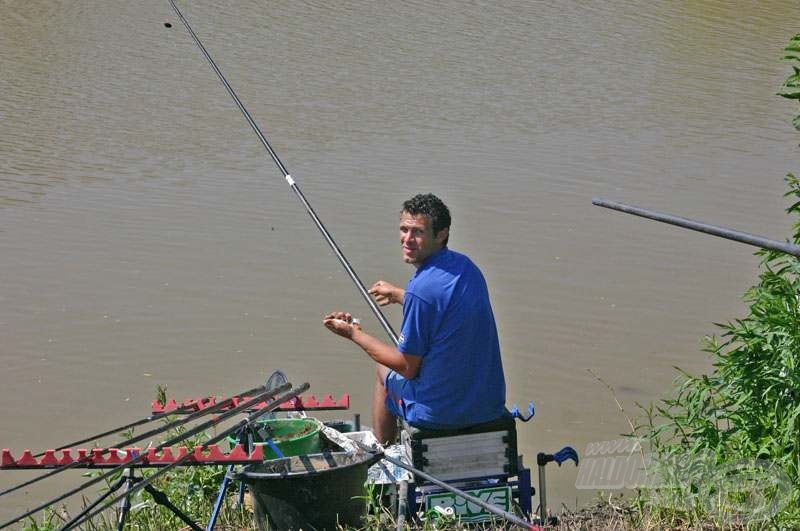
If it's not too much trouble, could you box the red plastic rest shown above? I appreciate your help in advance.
[2,449,17,468]
[16,450,37,467]
[39,450,59,466]
[151,393,349,413]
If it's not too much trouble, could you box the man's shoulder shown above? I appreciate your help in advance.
[441,248,482,271]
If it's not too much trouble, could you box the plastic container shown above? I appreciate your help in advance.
[323,419,354,433]
[228,418,321,460]
[233,450,382,531]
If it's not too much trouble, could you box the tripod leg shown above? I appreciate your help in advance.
[144,483,203,531]
[62,474,127,529]
[538,462,547,526]
[207,465,234,531]
[237,426,254,507]
[116,468,137,531]
[237,480,246,506]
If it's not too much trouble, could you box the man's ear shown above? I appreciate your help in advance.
[435,227,449,245]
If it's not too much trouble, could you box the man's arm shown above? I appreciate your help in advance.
[350,328,421,379]
[323,312,421,379]
[369,280,405,306]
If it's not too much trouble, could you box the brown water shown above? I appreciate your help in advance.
[1,0,797,523]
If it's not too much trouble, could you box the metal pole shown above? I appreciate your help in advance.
[537,460,547,527]
[167,0,399,344]
[376,452,542,530]
[116,469,136,531]
[31,388,237,458]
[0,383,268,499]
[0,383,292,530]
[143,483,204,531]
[592,197,800,257]
[208,427,246,531]
[396,479,409,530]
[59,383,310,531]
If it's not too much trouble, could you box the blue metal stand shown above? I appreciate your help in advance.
[206,427,284,530]
[536,446,579,526]
[515,465,533,516]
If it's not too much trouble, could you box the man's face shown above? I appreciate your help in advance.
[399,212,448,267]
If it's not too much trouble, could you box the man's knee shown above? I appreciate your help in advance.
[375,364,390,387]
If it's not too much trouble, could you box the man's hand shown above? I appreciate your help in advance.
[369,280,404,306]
[323,311,361,339]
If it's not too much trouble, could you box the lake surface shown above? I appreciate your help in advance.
[1,0,797,521]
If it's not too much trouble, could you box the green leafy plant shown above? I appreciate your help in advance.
[632,33,800,529]
[636,175,800,528]
[779,33,800,130]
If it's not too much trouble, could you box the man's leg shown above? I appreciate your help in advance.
[373,364,398,445]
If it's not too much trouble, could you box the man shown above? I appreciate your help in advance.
[323,193,506,444]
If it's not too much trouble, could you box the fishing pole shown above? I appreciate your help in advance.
[0,383,266,499]
[60,382,310,531]
[166,0,399,345]
[32,383,264,458]
[592,197,800,257]
[0,382,294,529]
[353,442,541,530]
[396,457,541,530]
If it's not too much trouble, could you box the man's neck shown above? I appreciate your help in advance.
[412,246,446,269]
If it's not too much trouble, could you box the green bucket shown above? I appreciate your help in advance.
[229,418,322,460]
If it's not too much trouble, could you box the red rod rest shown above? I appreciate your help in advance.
[151,393,349,414]
[2,443,268,468]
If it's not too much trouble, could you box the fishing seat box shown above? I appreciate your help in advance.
[400,415,518,482]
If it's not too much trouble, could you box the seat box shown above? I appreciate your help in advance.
[400,415,518,482]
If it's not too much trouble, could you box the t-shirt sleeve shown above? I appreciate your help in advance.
[398,292,431,357]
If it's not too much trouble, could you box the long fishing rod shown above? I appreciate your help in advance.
[0,382,294,529]
[0,383,266,499]
[353,442,541,530]
[33,383,263,458]
[592,197,800,257]
[62,383,310,531]
[59,382,310,531]
[166,0,399,345]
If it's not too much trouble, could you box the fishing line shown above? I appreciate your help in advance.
[0,382,293,529]
[166,0,399,344]
[0,383,266,499]
[59,383,310,531]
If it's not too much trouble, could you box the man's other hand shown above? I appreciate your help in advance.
[369,280,404,306]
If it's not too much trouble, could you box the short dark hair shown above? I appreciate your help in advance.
[402,194,451,236]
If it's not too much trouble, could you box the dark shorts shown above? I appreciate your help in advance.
[383,370,406,419]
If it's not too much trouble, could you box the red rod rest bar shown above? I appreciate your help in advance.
[1,444,266,469]
[151,393,349,413]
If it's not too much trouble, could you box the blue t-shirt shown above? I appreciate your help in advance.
[394,248,506,428]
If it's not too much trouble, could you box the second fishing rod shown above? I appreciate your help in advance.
[166,0,399,345]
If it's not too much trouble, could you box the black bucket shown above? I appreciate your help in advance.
[233,451,382,531]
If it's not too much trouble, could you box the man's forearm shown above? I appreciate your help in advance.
[350,328,418,378]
